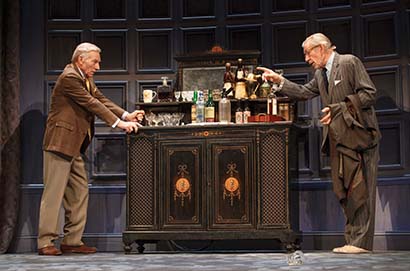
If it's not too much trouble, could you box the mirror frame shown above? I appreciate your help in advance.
[174,50,261,92]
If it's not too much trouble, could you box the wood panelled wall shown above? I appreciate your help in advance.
[16,0,410,252]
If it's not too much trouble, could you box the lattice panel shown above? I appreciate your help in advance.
[260,130,288,226]
[128,136,154,227]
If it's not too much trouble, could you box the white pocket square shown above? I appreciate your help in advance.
[334,80,341,86]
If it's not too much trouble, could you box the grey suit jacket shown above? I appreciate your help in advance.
[280,52,380,153]
[43,64,125,157]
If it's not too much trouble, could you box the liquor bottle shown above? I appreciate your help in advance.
[191,89,198,123]
[235,58,247,99]
[223,63,235,97]
[235,99,244,124]
[196,91,205,123]
[243,99,251,123]
[205,92,215,122]
[267,89,278,115]
[235,58,245,82]
[157,76,172,102]
[219,88,232,123]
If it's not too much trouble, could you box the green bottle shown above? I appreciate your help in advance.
[191,89,198,123]
[205,92,215,122]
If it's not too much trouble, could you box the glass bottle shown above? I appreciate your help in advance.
[267,88,278,115]
[219,89,231,124]
[223,63,235,97]
[235,58,247,99]
[235,99,243,124]
[205,92,215,122]
[243,99,251,123]
[196,91,205,123]
[157,76,172,102]
[191,89,198,123]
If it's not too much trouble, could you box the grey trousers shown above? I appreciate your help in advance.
[330,139,379,251]
[344,145,379,250]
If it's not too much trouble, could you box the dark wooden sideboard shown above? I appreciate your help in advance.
[123,123,300,253]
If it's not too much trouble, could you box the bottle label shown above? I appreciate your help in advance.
[196,105,204,123]
[271,98,277,115]
[191,105,197,123]
[237,70,244,80]
[243,111,251,123]
[205,107,215,122]
[235,112,243,124]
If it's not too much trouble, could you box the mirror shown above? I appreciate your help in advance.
[174,50,261,92]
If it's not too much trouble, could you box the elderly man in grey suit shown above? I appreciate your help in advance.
[38,42,144,255]
[258,33,380,254]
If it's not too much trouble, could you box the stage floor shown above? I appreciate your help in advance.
[1,251,409,271]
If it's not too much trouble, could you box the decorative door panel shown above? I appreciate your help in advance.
[160,141,205,229]
[209,140,254,229]
[127,134,156,229]
[259,128,289,228]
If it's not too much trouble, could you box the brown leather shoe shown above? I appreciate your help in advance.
[38,245,62,256]
[60,244,97,254]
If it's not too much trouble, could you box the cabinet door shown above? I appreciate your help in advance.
[159,141,206,230]
[209,139,255,229]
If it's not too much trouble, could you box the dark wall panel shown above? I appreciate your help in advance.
[227,25,261,51]
[182,27,216,54]
[48,0,80,20]
[362,12,397,58]
[318,0,350,9]
[44,81,55,114]
[379,123,402,168]
[272,0,306,12]
[92,30,128,72]
[95,81,127,124]
[227,0,261,15]
[183,0,215,18]
[137,30,172,71]
[368,66,401,112]
[93,0,126,20]
[318,17,352,54]
[91,135,127,179]
[272,22,307,65]
[285,73,310,117]
[297,129,311,173]
[138,0,170,18]
[47,31,82,72]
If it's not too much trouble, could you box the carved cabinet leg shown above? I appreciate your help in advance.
[123,238,134,254]
[137,241,145,254]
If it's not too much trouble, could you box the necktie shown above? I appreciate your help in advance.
[85,78,92,141]
[322,68,329,93]
[85,78,91,93]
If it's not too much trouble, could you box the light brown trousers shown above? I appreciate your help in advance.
[37,151,89,249]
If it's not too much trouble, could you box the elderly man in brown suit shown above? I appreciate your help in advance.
[258,33,380,254]
[38,42,144,255]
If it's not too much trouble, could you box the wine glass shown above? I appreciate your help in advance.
[152,114,163,126]
[144,112,155,126]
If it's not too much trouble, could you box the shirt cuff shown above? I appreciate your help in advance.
[278,77,285,91]
[121,111,129,120]
[112,118,121,128]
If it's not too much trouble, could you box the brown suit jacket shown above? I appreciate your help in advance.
[43,64,125,157]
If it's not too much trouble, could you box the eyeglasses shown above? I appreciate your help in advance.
[304,45,320,56]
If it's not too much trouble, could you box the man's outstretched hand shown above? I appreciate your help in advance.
[125,110,145,122]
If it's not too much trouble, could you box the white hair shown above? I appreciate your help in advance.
[71,42,101,63]
[302,33,336,50]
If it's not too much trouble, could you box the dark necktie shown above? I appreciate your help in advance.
[322,68,329,93]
